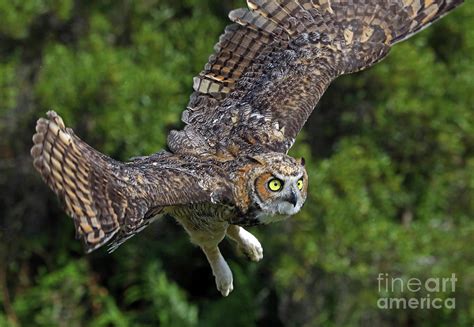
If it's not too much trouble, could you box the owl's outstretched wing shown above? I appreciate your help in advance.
[176,0,463,154]
[31,111,231,253]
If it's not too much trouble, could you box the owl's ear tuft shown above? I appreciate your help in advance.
[247,155,265,165]
[299,157,306,167]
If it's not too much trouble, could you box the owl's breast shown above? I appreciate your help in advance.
[168,202,238,232]
[229,206,291,227]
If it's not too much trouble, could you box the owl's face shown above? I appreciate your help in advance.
[243,153,308,224]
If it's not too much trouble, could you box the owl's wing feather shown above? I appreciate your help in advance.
[31,111,230,253]
[179,0,463,154]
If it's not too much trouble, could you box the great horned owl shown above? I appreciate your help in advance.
[31,0,463,296]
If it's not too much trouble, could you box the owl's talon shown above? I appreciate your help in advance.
[214,263,234,296]
[217,278,234,297]
[238,231,264,262]
[227,225,264,262]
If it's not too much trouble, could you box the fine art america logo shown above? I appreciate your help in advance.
[377,273,457,310]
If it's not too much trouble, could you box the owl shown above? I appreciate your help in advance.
[31,0,463,296]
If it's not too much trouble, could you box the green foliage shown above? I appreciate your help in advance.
[0,0,73,39]
[139,262,198,327]
[199,264,259,327]
[0,59,18,134]
[12,261,89,326]
[0,1,473,326]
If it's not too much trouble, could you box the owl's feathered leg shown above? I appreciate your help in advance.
[201,245,234,297]
[227,225,263,262]
[175,217,234,296]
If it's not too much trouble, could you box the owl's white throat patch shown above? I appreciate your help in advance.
[276,201,301,215]
[255,200,302,224]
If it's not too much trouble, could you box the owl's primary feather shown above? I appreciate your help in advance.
[31,0,463,296]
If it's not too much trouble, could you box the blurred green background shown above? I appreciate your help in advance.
[0,0,473,326]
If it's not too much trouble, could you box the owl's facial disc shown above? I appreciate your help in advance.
[248,153,308,224]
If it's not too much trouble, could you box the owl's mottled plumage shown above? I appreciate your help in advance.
[31,0,463,296]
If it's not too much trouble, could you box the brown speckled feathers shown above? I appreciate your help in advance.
[181,0,463,154]
[31,112,231,252]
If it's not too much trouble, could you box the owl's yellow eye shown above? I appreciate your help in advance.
[297,179,304,190]
[268,178,283,192]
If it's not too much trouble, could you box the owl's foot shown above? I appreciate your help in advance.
[201,245,234,296]
[227,225,263,262]
[214,260,234,296]
[239,231,263,262]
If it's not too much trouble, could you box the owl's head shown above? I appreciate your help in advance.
[236,152,308,224]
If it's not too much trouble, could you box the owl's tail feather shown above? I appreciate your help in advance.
[31,111,122,252]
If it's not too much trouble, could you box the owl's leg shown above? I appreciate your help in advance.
[226,225,263,262]
[176,216,233,296]
[201,245,234,297]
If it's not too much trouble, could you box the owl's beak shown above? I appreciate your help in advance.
[285,191,298,207]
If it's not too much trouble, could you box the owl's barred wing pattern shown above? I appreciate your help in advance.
[180,0,463,154]
[31,111,230,252]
